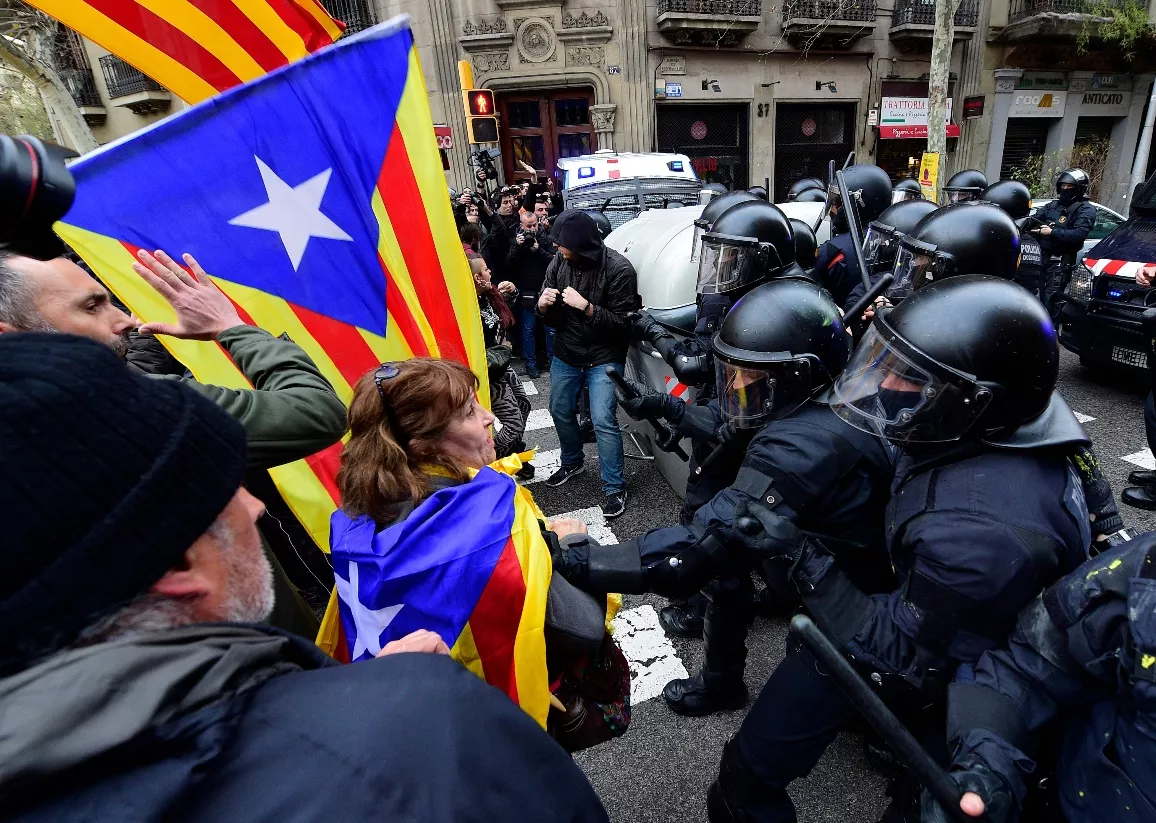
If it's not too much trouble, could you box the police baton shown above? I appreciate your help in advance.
[606,366,690,461]
[789,615,987,823]
[844,274,894,338]
[693,423,737,478]
[813,159,838,234]
[835,169,874,292]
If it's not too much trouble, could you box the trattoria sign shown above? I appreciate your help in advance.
[878,97,960,139]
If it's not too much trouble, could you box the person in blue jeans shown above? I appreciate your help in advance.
[537,211,640,518]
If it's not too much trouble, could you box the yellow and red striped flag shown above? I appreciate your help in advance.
[28,0,344,103]
[54,18,490,654]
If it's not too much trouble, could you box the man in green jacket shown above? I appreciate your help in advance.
[0,247,348,638]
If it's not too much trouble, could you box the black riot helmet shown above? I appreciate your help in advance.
[788,177,826,201]
[980,180,1032,219]
[692,190,760,261]
[713,279,852,428]
[831,276,1059,444]
[1055,168,1090,204]
[887,203,1020,300]
[702,182,728,196]
[697,201,794,297]
[892,178,923,204]
[748,185,769,201]
[581,209,612,239]
[942,169,988,204]
[789,218,819,269]
[827,164,893,234]
[794,187,827,204]
[862,199,938,275]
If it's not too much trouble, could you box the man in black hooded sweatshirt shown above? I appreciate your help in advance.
[537,210,641,518]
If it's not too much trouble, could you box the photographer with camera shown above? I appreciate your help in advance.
[508,209,556,379]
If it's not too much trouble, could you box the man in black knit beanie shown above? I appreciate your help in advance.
[0,334,609,823]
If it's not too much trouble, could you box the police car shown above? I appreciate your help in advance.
[557,151,701,230]
[1057,186,1155,375]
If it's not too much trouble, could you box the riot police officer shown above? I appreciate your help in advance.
[813,163,893,309]
[691,190,761,262]
[981,180,1043,297]
[942,169,988,204]
[748,185,769,201]
[1032,168,1096,318]
[788,218,819,272]
[862,199,939,276]
[787,177,825,201]
[980,179,1031,220]
[557,279,896,719]
[794,187,827,204]
[886,203,1020,300]
[892,178,923,204]
[923,535,1156,823]
[708,277,1090,823]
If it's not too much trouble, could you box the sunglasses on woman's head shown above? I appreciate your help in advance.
[374,363,400,401]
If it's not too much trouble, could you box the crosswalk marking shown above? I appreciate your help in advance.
[611,605,691,704]
[525,408,556,432]
[547,505,619,545]
[1121,448,1155,471]
[1074,411,1096,424]
[523,448,561,484]
[521,380,538,396]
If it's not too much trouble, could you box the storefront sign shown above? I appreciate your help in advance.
[1080,90,1132,116]
[918,152,940,199]
[963,95,985,119]
[878,97,960,139]
[1016,72,1068,91]
[1008,90,1067,118]
[665,81,683,98]
[434,125,452,150]
[658,55,686,75]
[1092,74,1130,90]
[867,108,879,126]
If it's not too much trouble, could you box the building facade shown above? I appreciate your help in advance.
[41,0,1156,212]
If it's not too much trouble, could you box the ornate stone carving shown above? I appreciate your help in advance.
[562,10,610,27]
[516,17,557,63]
[566,45,605,67]
[472,51,511,76]
[590,103,616,132]
[462,18,508,36]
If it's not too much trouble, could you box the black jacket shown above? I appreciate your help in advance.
[482,210,519,279]
[1036,197,1096,259]
[538,212,640,367]
[508,231,555,297]
[0,625,609,822]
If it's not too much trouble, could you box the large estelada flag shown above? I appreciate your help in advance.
[331,466,553,727]
[55,18,489,617]
[28,0,343,103]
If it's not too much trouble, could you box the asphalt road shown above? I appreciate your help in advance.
[513,349,1154,823]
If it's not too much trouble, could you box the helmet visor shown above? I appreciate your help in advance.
[830,323,991,443]
[691,219,708,262]
[698,235,761,294]
[892,188,920,204]
[946,189,976,204]
[886,239,938,301]
[862,223,897,272]
[715,357,815,429]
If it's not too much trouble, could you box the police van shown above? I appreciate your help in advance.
[1058,177,1156,375]
[557,151,701,230]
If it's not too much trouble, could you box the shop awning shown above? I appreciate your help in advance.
[879,123,961,139]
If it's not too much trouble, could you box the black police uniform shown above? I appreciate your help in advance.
[925,535,1156,823]
[814,164,893,311]
[1034,196,1095,315]
[708,278,1092,823]
[813,230,864,310]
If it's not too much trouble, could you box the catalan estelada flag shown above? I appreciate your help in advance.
[331,466,553,726]
[27,0,343,103]
[55,17,489,646]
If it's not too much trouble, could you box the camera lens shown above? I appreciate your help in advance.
[0,135,77,260]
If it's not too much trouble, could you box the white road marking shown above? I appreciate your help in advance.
[611,605,690,704]
[1121,448,1155,471]
[1074,411,1096,424]
[525,408,556,432]
[521,380,538,396]
[522,448,561,484]
[547,505,619,545]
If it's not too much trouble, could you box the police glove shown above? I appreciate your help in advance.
[631,311,672,345]
[732,498,805,566]
[615,377,685,424]
[920,759,1014,823]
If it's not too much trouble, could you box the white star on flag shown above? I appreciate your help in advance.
[334,561,404,660]
[229,156,353,270]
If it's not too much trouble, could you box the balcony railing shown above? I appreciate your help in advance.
[892,0,979,25]
[1009,0,1120,22]
[99,54,164,99]
[784,0,876,21]
[656,0,762,13]
[60,67,102,107]
[320,0,376,34]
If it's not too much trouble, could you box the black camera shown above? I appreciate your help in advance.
[0,135,78,261]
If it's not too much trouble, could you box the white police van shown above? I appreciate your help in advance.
[557,151,701,230]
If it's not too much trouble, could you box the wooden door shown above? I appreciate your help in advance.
[499,89,596,184]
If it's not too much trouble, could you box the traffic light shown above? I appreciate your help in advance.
[462,89,498,144]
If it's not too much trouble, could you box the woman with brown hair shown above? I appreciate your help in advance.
[470,256,532,466]
[332,357,631,752]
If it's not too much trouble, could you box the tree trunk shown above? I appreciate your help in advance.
[0,39,97,153]
[925,0,958,203]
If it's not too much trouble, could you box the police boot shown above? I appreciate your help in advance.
[1128,469,1156,485]
[659,595,706,638]
[1122,484,1156,510]
[663,583,749,716]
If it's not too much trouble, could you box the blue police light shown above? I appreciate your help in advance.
[1107,287,1126,300]
[578,166,595,179]
[668,161,684,172]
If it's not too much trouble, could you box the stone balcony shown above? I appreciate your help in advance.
[656,0,763,46]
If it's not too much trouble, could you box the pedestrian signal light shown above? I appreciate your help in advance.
[463,89,499,144]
